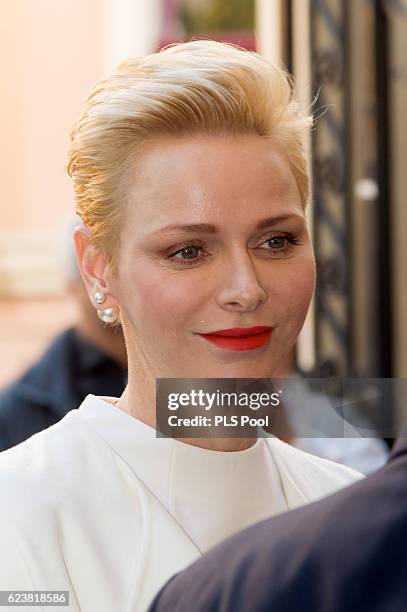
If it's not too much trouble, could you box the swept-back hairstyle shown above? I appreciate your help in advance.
[67,40,312,270]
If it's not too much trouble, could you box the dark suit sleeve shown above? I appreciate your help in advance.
[147,535,245,612]
[147,456,407,612]
[146,507,334,612]
[148,574,181,612]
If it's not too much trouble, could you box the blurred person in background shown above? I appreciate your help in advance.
[0,217,127,451]
[274,349,389,475]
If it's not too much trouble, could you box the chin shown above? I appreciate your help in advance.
[199,361,276,380]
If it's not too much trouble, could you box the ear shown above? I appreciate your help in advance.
[73,226,118,311]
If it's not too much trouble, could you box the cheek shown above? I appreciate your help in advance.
[270,256,316,320]
[115,264,200,327]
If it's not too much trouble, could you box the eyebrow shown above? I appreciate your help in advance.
[153,215,303,236]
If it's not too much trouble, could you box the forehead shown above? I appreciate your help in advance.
[124,134,302,231]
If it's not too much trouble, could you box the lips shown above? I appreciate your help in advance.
[203,326,272,337]
[197,326,273,352]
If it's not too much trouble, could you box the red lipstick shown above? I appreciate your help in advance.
[197,326,272,352]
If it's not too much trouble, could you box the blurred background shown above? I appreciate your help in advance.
[0,0,406,385]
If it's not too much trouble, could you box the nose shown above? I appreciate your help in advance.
[216,250,268,313]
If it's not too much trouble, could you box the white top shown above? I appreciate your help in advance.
[109,400,289,554]
[0,394,363,612]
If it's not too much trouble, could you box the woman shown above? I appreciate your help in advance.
[0,41,362,611]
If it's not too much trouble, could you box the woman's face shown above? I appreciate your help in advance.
[107,134,315,379]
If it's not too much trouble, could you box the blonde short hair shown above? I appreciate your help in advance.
[67,40,312,270]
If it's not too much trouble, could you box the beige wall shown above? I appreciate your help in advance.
[102,0,162,71]
[0,0,161,297]
[255,0,285,64]
[0,0,103,233]
[0,0,104,295]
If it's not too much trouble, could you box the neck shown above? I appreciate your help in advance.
[116,381,257,452]
[176,436,257,452]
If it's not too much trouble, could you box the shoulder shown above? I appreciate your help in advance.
[266,435,363,480]
[0,410,103,526]
[0,406,112,591]
[0,414,82,588]
[0,407,119,590]
[265,435,363,500]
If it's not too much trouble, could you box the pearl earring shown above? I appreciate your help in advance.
[94,290,105,305]
[97,307,118,324]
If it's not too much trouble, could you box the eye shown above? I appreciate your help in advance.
[257,235,300,255]
[265,237,288,249]
[168,243,208,266]
[174,246,202,260]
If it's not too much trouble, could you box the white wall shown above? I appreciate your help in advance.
[102,0,162,72]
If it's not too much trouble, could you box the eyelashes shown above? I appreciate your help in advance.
[167,235,302,267]
[258,236,301,252]
[169,243,208,266]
